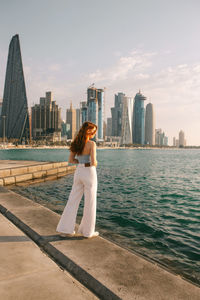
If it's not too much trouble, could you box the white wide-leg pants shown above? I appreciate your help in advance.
[56,164,97,237]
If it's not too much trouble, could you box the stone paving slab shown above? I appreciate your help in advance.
[0,213,98,300]
[0,187,200,300]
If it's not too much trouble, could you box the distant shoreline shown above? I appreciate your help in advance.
[0,145,200,150]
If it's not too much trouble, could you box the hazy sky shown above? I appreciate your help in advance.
[1,0,200,145]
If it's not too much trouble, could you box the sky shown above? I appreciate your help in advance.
[0,0,200,145]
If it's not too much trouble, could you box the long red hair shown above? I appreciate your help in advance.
[70,121,97,155]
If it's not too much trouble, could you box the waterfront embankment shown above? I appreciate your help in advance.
[0,160,76,186]
[0,187,199,300]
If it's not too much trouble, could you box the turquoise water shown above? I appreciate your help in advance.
[1,148,200,286]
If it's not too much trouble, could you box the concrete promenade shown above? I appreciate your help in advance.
[0,160,76,186]
[0,187,200,299]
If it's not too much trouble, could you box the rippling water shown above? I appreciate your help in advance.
[1,148,199,286]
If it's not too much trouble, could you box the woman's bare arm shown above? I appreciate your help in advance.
[90,141,97,167]
[68,151,79,164]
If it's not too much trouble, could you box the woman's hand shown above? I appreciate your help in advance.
[73,159,79,164]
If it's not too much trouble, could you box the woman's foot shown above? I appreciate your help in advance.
[83,231,99,238]
[59,231,75,237]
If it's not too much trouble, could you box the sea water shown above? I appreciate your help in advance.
[1,148,199,285]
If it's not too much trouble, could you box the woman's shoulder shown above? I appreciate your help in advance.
[87,140,96,148]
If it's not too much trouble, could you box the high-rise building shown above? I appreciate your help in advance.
[132,91,146,145]
[76,108,81,134]
[103,120,106,140]
[106,117,112,137]
[87,87,98,126]
[97,89,104,140]
[0,34,30,142]
[173,137,176,147]
[31,91,61,140]
[80,101,88,126]
[61,120,67,137]
[111,93,124,137]
[121,96,134,144]
[66,102,76,139]
[145,103,155,145]
[155,129,168,146]
[179,130,185,147]
[87,86,104,140]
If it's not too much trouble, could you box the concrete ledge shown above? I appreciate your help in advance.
[60,162,68,167]
[45,175,59,181]
[46,168,58,176]
[33,170,47,179]
[43,243,121,300]
[0,160,76,186]
[28,165,43,173]
[3,176,15,185]
[15,173,33,183]
[58,167,67,173]
[41,164,54,170]
[0,169,11,177]
[0,188,199,300]
[10,167,28,176]
[53,162,62,168]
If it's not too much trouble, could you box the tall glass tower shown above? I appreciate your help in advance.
[121,96,134,144]
[80,101,88,125]
[111,93,124,136]
[132,91,146,145]
[145,103,155,145]
[87,86,104,140]
[0,34,30,142]
[97,89,104,140]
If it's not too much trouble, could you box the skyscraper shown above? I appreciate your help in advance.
[76,108,81,134]
[111,93,124,136]
[80,101,88,126]
[31,91,61,139]
[106,117,112,137]
[97,89,104,140]
[87,87,98,128]
[132,91,146,145]
[0,34,30,142]
[173,137,176,147]
[145,103,155,145]
[155,129,168,146]
[179,130,185,147]
[121,96,134,144]
[66,102,76,139]
[87,85,104,140]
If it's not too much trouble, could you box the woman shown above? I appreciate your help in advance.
[56,121,99,238]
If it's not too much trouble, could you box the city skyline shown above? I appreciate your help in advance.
[1,1,200,145]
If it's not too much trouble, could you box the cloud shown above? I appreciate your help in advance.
[87,50,156,84]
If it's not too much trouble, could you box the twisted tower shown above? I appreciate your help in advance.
[0,34,30,142]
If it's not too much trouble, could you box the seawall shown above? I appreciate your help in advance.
[0,187,199,299]
[0,160,76,186]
